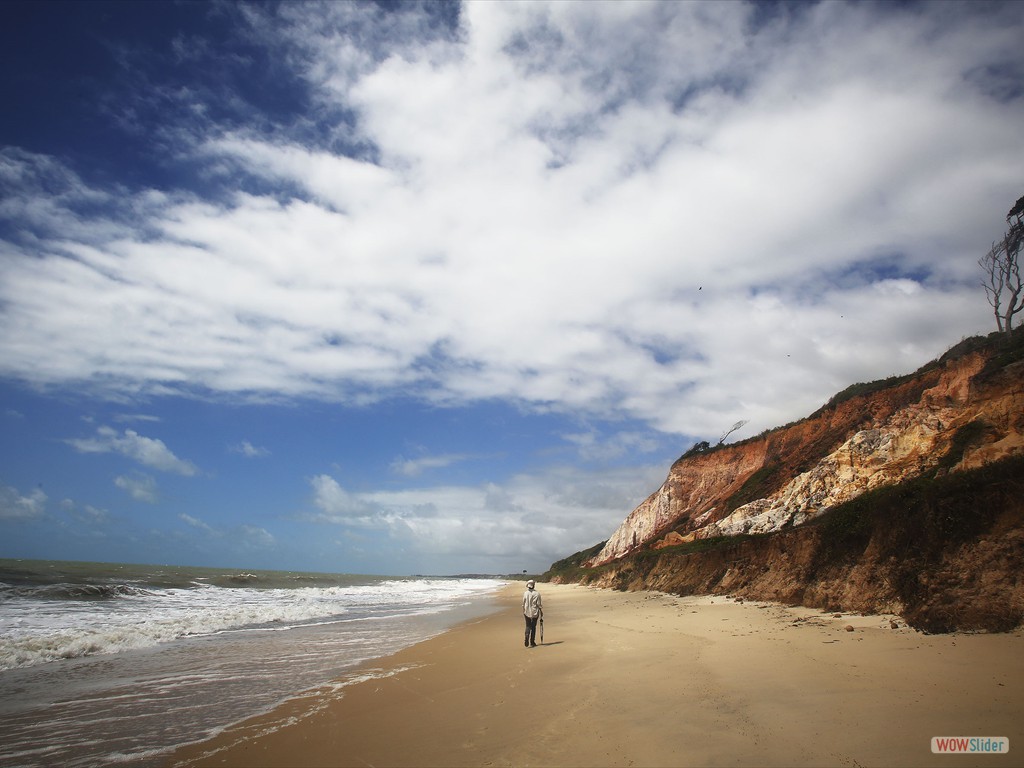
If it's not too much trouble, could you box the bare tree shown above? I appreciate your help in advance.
[718,419,748,445]
[980,195,1024,335]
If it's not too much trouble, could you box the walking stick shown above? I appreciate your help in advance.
[539,616,544,643]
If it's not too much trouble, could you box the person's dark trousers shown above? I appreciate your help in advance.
[524,615,539,646]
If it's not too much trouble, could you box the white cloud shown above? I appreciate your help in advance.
[0,484,47,520]
[561,430,663,462]
[113,413,162,424]
[390,452,473,477]
[80,504,110,524]
[61,499,111,525]
[310,473,383,525]
[68,427,199,476]
[114,472,159,504]
[231,440,270,458]
[1,2,1022,440]
[176,513,275,551]
[179,512,213,532]
[308,462,665,571]
[239,524,275,548]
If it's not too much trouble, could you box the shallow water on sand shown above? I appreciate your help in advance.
[0,560,503,767]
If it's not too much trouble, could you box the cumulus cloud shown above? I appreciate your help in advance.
[61,498,111,525]
[179,512,213,531]
[309,462,665,571]
[80,504,110,524]
[0,483,47,520]
[1,1,1022,441]
[114,472,159,503]
[178,513,275,550]
[231,440,270,458]
[68,427,199,476]
[310,474,384,525]
[239,524,275,548]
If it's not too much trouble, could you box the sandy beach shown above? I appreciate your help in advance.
[168,583,1022,768]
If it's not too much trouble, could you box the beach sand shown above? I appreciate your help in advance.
[168,583,1022,767]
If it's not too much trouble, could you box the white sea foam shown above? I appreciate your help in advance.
[0,578,503,670]
[0,570,505,768]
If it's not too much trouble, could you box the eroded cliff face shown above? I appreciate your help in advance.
[566,454,1024,633]
[589,347,1024,568]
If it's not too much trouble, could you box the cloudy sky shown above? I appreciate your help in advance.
[1,1,1021,575]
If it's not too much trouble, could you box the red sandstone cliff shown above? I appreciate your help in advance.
[590,338,1023,567]
[551,330,1024,632]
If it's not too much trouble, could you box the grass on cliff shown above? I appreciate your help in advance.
[683,327,1024,464]
[543,328,1024,629]
[723,464,779,513]
[813,451,1024,559]
[977,324,1024,377]
[547,439,1013,584]
[544,532,769,584]
[548,453,1024,608]
[544,541,605,582]
[815,326,1023,415]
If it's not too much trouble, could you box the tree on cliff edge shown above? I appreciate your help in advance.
[980,194,1024,334]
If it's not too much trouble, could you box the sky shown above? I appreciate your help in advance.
[1,0,1022,576]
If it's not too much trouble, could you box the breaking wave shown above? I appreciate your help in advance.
[0,572,504,671]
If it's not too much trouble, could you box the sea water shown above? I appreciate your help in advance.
[0,559,505,767]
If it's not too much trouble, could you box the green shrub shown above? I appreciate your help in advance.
[724,464,780,512]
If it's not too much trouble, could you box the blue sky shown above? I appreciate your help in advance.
[1,1,1022,575]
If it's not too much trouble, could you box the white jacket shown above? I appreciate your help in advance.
[523,588,543,618]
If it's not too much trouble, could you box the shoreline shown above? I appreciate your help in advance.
[167,583,1022,767]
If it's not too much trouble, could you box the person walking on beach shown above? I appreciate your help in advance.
[523,579,543,647]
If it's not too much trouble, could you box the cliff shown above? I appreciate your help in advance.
[548,329,1024,632]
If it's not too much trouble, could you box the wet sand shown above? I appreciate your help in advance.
[168,583,1022,767]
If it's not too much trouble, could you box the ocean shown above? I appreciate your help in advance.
[0,559,505,767]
